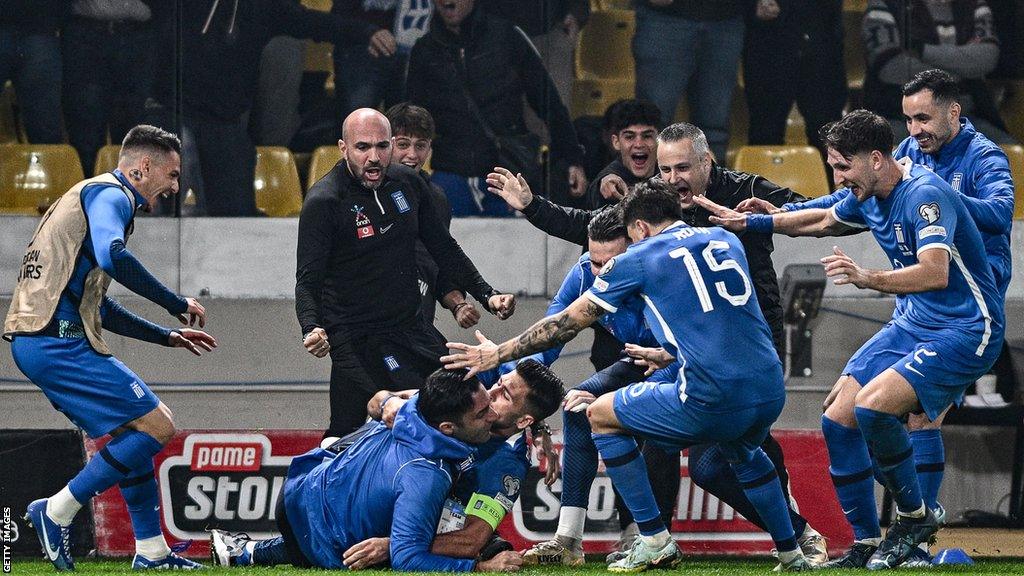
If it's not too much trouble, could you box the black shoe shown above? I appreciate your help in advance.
[867,508,939,570]
[821,542,878,568]
[479,534,514,561]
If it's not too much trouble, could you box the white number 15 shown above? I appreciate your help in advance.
[670,240,752,313]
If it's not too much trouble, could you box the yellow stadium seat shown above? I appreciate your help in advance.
[93,144,121,175]
[308,145,343,189]
[999,81,1024,144]
[300,0,331,10]
[576,10,635,81]
[596,0,632,9]
[0,144,84,214]
[255,147,303,217]
[570,78,635,119]
[1001,144,1024,220]
[733,146,830,199]
[844,9,866,90]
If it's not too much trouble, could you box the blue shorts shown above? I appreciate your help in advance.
[612,381,785,464]
[11,335,160,438]
[843,322,1002,420]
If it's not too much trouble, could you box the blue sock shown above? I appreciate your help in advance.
[910,429,944,511]
[821,415,881,540]
[854,407,923,514]
[732,448,797,552]
[560,409,599,508]
[118,464,161,540]
[253,537,290,566]
[592,433,663,535]
[69,431,164,503]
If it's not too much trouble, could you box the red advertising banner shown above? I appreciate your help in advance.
[86,429,852,559]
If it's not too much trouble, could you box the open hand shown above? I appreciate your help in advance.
[442,330,500,378]
[693,195,748,232]
[486,167,534,211]
[343,537,390,570]
[169,328,217,356]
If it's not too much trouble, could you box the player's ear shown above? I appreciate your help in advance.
[438,421,456,436]
[515,414,535,432]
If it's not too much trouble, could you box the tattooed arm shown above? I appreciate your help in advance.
[443,296,606,377]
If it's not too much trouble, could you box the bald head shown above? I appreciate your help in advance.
[342,108,391,142]
[339,108,393,189]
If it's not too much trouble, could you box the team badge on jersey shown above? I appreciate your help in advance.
[502,474,521,497]
[951,173,963,192]
[392,191,411,213]
[353,205,375,238]
[893,223,911,255]
[918,202,941,224]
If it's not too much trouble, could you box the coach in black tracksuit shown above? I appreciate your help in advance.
[295,156,505,440]
[492,144,819,543]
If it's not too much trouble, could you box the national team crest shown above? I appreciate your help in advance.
[950,173,963,192]
[917,202,941,224]
[392,190,411,213]
[502,474,521,497]
[352,204,375,238]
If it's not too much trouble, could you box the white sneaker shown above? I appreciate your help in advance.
[209,530,253,567]
[605,523,639,563]
[521,539,584,566]
[607,538,682,573]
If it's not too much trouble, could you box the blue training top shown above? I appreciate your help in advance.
[283,397,477,571]
[585,222,784,409]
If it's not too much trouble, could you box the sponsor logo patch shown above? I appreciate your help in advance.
[919,225,947,239]
[593,277,609,292]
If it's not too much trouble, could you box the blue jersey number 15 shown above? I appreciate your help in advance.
[670,240,752,313]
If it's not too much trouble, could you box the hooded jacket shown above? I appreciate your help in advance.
[283,397,477,571]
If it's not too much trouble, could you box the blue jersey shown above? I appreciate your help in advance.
[831,160,1004,356]
[283,397,476,571]
[454,431,530,528]
[585,222,784,409]
[788,119,1013,298]
[893,118,1014,297]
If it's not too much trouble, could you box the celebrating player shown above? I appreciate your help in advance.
[444,181,811,572]
[696,109,1005,569]
[5,125,216,571]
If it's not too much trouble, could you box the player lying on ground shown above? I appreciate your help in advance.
[445,181,811,572]
[210,365,563,571]
[696,109,1005,569]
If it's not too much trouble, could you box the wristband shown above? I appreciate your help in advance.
[381,394,399,411]
[747,214,774,234]
[452,302,470,315]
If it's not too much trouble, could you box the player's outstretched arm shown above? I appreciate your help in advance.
[443,296,606,377]
[694,194,853,237]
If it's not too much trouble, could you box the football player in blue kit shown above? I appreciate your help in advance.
[737,70,1014,568]
[444,180,810,572]
[696,109,1005,569]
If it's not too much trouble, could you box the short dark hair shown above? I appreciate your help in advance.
[619,179,682,227]
[120,124,181,159]
[418,369,482,428]
[902,69,960,106]
[385,102,435,140]
[607,99,662,135]
[818,110,893,159]
[513,359,565,423]
[588,206,627,243]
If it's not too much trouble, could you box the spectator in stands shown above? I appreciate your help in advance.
[63,0,166,176]
[632,0,745,163]
[145,0,393,216]
[0,0,67,144]
[586,99,661,210]
[384,102,482,329]
[406,0,587,216]
[863,0,1017,143]
[742,0,847,151]
[485,0,590,109]
[331,0,425,124]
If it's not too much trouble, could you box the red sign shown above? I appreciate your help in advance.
[499,430,853,556]
[86,430,321,559]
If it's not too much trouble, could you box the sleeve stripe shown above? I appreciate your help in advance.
[829,205,869,228]
[917,243,952,259]
[584,291,618,313]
